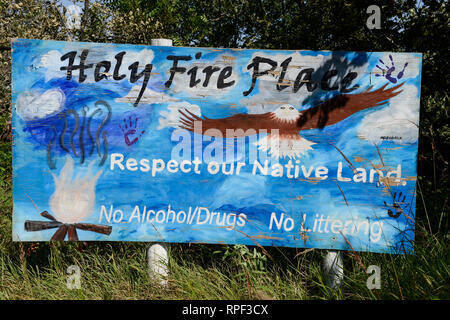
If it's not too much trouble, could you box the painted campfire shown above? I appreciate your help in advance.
[24,157,111,241]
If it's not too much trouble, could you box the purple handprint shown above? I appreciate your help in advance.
[375,54,408,84]
[119,115,145,146]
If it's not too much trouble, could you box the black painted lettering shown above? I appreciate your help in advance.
[243,57,277,96]
[293,68,317,92]
[60,51,77,80]
[94,61,111,82]
[113,51,126,81]
[276,57,292,91]
[340,72,359,93]
[187,66,201,87]
[165,55,192,88]
[217,66,235,89]
[321,70,339,91]
[128,62,153,107]
[202,66,220,87]
[60,50,94,82]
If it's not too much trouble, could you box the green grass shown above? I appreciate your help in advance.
[0,136,448,300]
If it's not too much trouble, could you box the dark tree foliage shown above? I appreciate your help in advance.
[105,0,448,94]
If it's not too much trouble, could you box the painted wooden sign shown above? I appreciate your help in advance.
[11,39,422,253]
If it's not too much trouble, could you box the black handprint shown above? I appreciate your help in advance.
[375,55,408,84]
[384,192,409,218]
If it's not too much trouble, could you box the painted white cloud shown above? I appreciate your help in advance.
[37,50,66,82]
[239,51,369,114]
[115,87,178,105]
[16,89,65,121]
[357,84,420,145]
[118,49,155,71]
[38,48,155,83]
[157,101,201,130]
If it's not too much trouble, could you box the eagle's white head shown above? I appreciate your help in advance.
[273,104,302,121]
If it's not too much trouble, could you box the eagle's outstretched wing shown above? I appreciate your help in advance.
[297,82,404,130]
[178,83,404,137]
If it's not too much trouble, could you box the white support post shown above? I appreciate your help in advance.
[147,242,169,286]
[151,39,173,47]
[322,250,344,291]
[147,38,173,287]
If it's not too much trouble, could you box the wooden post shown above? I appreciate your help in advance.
[322,250,344,291]
[147,38,173,287]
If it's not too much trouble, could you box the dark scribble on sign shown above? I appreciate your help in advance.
[47,126,58,170]
[65,109,80,157]
[93,100,111,166]
[47,100,111,169]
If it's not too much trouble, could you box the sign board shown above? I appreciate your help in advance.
[11,39,422,253]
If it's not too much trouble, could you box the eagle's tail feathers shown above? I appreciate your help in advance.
[254,133,315,159]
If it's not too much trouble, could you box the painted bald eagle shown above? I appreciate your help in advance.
[178,83,404,159]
